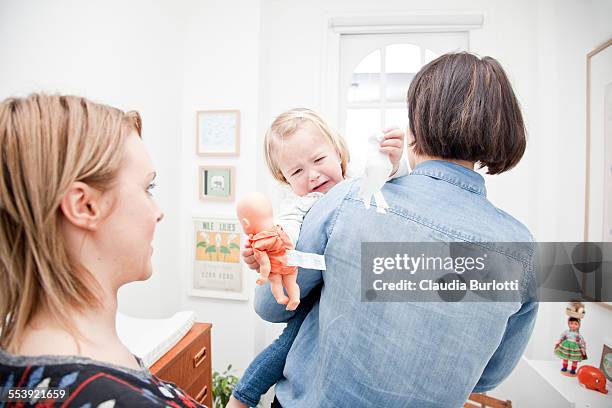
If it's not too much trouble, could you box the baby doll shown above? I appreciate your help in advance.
[236,191,300,311]
[554,301,587,376]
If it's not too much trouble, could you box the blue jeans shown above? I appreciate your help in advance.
[232,286,320,407]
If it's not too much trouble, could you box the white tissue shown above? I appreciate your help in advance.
[358,133,392,214]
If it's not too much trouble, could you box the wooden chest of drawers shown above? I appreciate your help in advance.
[150,323,212,407]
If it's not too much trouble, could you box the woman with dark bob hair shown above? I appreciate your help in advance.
[406,51,526,174]
[253,52,538,408]
[0,94,206,407]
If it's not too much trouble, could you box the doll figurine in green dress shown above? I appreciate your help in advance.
[554,301,587,376]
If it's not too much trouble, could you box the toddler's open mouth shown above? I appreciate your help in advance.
[311,180,330,193]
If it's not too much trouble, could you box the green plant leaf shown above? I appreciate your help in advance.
[212,364,241,408]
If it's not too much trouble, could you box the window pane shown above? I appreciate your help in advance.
[345,108,381,166]
[384,108,408,133]
[386,73,415,103]
[425,48,439,64]
[348,73,380,103]
[385,44,420,73]
[354,49,381,73]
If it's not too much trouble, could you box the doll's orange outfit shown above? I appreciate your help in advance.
[248,225,297,275]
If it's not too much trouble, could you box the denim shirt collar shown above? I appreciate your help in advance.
[410,160,487,196]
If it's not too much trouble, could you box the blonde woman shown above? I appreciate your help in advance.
[0,94,205,407]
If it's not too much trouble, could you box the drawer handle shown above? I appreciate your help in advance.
[193,346,207,368]
[196,385,208,403]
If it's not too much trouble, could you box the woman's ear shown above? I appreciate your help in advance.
[59,181,106,231]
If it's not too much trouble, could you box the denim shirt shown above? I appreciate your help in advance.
[255,160,538,408]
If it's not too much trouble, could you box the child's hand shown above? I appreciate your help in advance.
[379,127,405,176]
[241,241,260,272]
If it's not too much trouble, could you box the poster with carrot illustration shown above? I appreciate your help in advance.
[191,217,247,300]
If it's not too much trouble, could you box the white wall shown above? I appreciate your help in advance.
[178,0,262,374]
[525,0,612,366]
[531,0,612,242]
[0,0,185,317]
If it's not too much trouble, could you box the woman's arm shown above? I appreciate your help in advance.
[473,301,539,392]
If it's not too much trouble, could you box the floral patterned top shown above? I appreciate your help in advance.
[0,348,206,408]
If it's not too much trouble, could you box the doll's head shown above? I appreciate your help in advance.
[264,108,350,196]
[568,317,581,331]
[236,192,275,235]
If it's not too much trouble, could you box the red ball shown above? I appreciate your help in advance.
[577,365,608,394]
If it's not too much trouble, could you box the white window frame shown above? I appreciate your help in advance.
[319,12,485,128]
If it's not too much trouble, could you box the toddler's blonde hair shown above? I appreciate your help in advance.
[0,93,141,351]
[264,108,350,183]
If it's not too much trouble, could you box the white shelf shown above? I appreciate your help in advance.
[488,357,610,408]
[524,358,610,408]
